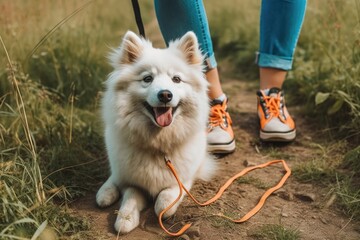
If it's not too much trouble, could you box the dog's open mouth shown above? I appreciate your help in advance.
[144,102,178,127]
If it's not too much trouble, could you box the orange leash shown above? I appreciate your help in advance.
[158,157,291,237]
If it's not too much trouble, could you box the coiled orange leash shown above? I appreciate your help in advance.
[159,157,291,237]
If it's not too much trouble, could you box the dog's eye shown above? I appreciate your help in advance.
[172,76,181,83]
[143,75,153,83]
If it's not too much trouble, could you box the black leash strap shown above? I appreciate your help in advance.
[131,0,146,38]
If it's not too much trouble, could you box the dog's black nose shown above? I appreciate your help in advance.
[157,90,173,103]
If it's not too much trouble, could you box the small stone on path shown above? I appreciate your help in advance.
[294,192,316,202]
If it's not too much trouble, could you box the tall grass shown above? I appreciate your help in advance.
[0,0,138,107]
[288,2,360,217]
[0,51,102,238]
[0,0,139,238]
[287,0,360,142]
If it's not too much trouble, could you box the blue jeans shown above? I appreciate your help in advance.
[154,0,307,71]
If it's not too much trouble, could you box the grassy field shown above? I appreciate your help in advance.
[1,0,359,239]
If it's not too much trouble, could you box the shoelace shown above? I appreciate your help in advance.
[261,90,290,123]
[208,103,232,130]
[263,95,281,118]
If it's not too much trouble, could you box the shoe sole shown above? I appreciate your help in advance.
[260,129,296,142]
[207,139,236,154]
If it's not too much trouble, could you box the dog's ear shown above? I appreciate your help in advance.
[121,31,144,64]
[110,31,144,67]
[177,31,202,65]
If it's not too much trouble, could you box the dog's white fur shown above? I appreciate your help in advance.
[96,31,216,234]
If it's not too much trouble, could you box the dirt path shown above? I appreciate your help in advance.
[71,79,360,240]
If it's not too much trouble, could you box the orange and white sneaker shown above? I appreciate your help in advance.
[207,98,236,153]
[257,88,296,142]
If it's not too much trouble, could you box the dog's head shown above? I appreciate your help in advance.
[105,31,209,131]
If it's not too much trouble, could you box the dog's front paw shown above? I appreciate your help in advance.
[96,181,119,207]
[114,208,140,234]
[155,189,180,219]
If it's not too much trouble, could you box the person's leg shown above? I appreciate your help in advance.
[258,0,307,85]
[256,0,307,141]
[259,68,287,89]
[154,0,235,153]
[154,0,222,99]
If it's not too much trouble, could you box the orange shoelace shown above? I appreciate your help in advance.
[263,94,281,118]
[208,103,232,130]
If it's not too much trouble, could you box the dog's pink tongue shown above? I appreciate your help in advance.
[154,107,173,127]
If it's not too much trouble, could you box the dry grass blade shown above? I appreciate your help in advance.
[0,35,45,204]
[0,35,36,159]
[26,0,94,60]
[69,82,76,144]
[30,220,48,240]
[356,0,360,24]
[0,218,37,235]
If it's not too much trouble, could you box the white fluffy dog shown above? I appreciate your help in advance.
[96,31,216,234]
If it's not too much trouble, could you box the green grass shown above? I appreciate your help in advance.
[285,0,360,141]
[250,224,300,240]
[0,44,100,239]
[293,159,337,184]
[0,2,116,237]
[292,141,360,220]
[337,146,360,220]
[334,176,360,221]
[236,176,270,190]
[1,0,360,239]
